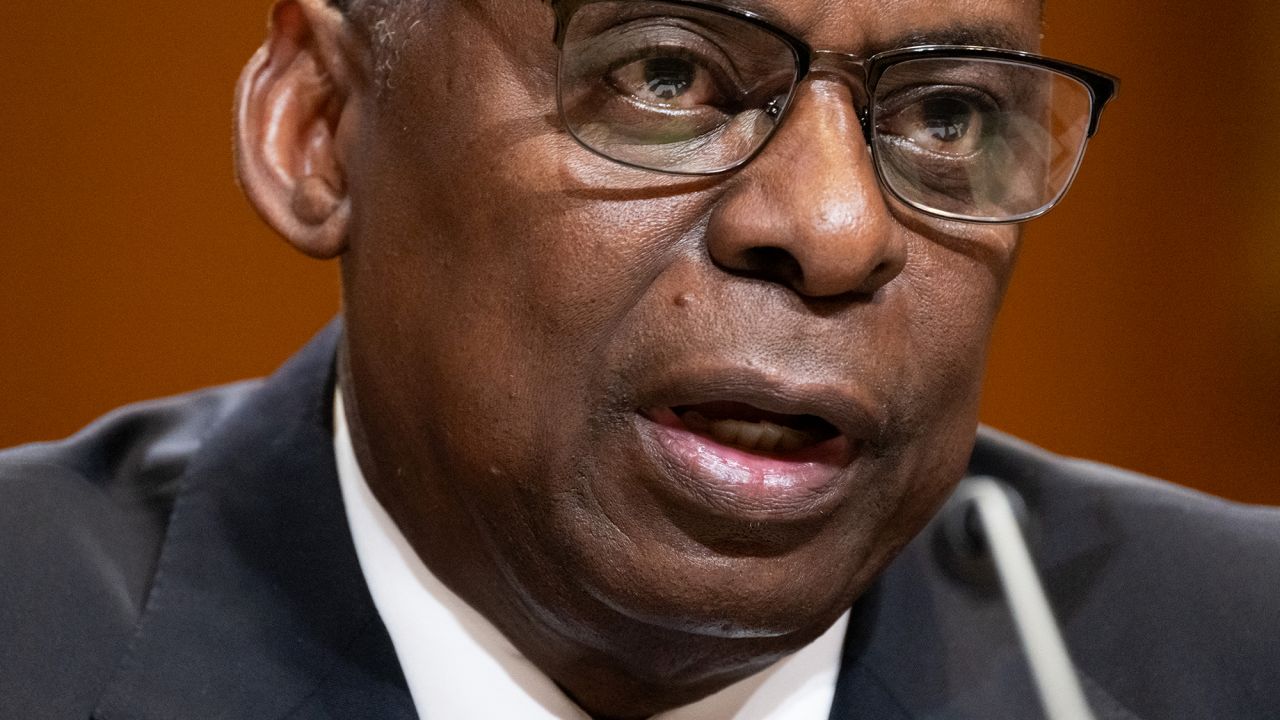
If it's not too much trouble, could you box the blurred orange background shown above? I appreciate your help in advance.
[1,2,1277,502]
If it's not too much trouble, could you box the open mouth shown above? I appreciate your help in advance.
[637,400,853,521]
[643,402,845,467]
[633,374,872,521]
[668,402,841,457]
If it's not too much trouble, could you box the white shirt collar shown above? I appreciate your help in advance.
[334,390,850,719]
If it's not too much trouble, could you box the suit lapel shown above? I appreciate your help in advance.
[92,320,416,720]
[828,529,1046,720]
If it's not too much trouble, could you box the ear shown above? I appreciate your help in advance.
[235,0,363,259]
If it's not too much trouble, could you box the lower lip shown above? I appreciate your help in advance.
[636,410,854,521]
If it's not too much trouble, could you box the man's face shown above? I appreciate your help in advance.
[339,0,1036,707]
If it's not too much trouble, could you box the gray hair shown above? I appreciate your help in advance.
[329,0,427,91]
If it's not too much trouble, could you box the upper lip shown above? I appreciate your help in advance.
[635,366,885,452]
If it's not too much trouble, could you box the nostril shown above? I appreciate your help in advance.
[737,246,803,288]
[866,259,897,288]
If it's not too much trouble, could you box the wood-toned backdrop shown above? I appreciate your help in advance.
[2,2,1277,502]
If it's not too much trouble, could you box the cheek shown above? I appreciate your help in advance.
[352,23,711,364]
[885,226,1018,435]
[832,230,1018,563]
[516,189,702,342]
[347,121,720,492]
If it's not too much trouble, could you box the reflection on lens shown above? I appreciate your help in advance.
[558,0,798,174]
[872,57,1092,222]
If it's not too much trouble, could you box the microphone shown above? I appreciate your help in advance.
[940,476,1097,720]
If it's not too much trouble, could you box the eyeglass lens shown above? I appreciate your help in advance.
[558,0,1099,223]
[871,58,1092,222]
[558,0,797,174]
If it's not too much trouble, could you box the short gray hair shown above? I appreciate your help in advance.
[328,0,426,91]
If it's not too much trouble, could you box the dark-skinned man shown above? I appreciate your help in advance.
[2,0,1278,718]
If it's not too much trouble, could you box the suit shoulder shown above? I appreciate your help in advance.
[3,381,258,490]
[0,381,260,718]
[970,427,1280,717]
[972,425,1280,546]
[0,380,262,576]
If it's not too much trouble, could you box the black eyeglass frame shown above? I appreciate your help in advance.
[550,0,1120,223]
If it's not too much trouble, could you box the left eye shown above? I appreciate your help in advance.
[880,91,992,155]
[920,97,976,142]
[608,54,724,108]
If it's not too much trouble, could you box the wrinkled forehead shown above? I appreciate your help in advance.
[699,0,1044,52]
[341,0,1043,53]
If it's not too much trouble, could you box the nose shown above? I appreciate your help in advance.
[705,79,906,299]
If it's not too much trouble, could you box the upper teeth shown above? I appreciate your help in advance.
[682,410,810,453]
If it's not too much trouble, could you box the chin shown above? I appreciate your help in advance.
[548,410,969,648]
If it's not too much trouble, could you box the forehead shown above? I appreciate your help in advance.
[646,0,1043,52]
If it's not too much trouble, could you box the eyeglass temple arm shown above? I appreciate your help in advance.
[1084,74,1119,136]
[546,0,583,46]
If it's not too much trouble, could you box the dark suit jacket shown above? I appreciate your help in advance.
[3,321,1278,719]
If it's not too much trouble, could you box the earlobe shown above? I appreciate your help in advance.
[235,0,360,259]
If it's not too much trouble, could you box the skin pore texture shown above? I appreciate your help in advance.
[234,0,1041,716]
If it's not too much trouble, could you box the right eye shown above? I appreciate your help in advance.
[556,3,801,173]
[606,49,735,111]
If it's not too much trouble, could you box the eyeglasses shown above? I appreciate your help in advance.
[551,0,1118,224]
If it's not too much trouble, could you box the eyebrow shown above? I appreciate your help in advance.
[882,25,1035,53]
[710,0,800,33]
